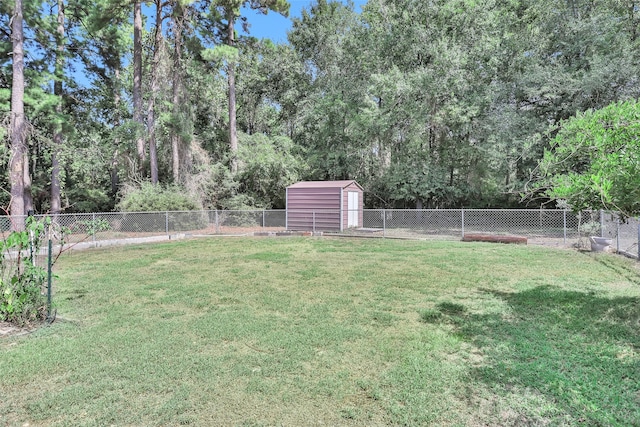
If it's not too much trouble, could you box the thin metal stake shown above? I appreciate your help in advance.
[616,215,620,254]
[637,219,640,261]
[563,209,567,245]
[28,211,34,265]
[47,238,53,321]
[383,209,386,238]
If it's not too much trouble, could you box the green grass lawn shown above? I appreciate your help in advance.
[1,237,639,426]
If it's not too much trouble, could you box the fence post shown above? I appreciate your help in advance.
[637,219,640,261]
[92,212,96,247]
[563,209,567,245]
[600,210,605,237]
[215,210,220,234]
[27,210,34,265]
[540,207,543,229]
[461,208,465,238]
[616,215,620,254]
[382,209,386,238]
[47,238,53,321]
[165,211,169,234]
[262,210,265,229]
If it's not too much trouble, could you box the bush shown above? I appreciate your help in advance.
[236,133,304,209]
[183,162,238,210]
[539,100,640,217]
[0,218,48,326]
[0,217,112,326]
[117,182,201,212]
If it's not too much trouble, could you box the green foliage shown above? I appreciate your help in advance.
[117,182,201,212]
[184,162,239,210]
[237,133,304,208]
[0,214,112,326]
[539,100,640,216]
[578,220,602,237]
[0,143,8,208]
[68,218,111,236]
[0,217,48,326]
[202,45,239,65]
[6,0,640,213]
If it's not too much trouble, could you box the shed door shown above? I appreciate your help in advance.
[347,192,359,228]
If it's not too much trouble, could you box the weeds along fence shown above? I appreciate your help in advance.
[1,209,638,258]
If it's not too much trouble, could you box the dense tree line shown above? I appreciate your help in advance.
[2,0,639,226]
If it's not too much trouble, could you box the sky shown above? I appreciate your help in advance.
[239,0,367,43]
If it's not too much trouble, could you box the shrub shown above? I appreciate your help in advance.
[0,218,48,326]
[539,100,640,217]
[0,217,112,326]
[117,182,201,212]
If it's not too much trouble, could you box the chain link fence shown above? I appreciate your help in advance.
[360,209,638,256]
[1,209,638,258]
[2,209,634,324]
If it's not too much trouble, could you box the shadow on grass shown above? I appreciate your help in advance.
[439,286,640,426]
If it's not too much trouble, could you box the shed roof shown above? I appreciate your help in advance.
[287,180,363,190]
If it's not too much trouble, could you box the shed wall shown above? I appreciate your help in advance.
[286,187,342,231]
[286,181,364,231]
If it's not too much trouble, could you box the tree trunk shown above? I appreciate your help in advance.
[171,8,184,183]
[51,0,65,215]
[23,151,33,214]
[9,0,26,230]
[227,10,238,174]
[147,0,163,185]
[170,113,180,183]
[133,0,145,171]
[629,2,639,42]
[111,68,122,196]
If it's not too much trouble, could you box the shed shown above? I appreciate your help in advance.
[286,180,364,231]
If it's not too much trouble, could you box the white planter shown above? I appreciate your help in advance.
[589,236,613,252]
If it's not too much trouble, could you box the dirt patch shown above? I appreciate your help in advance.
[0,321,35,338]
